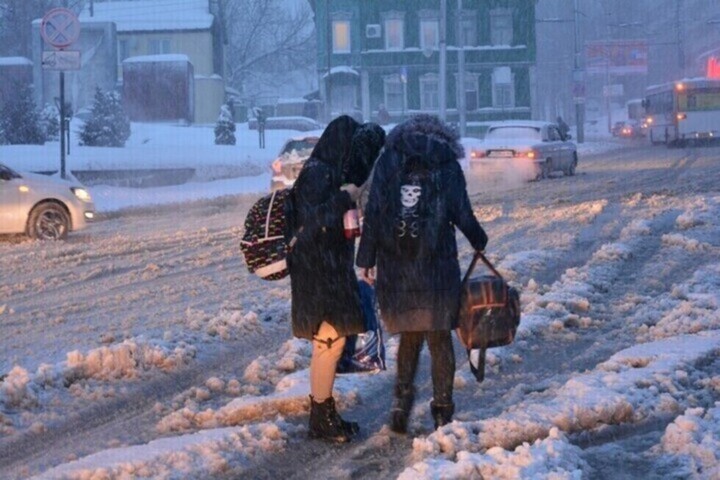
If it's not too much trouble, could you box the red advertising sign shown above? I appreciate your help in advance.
[585,40,648,75]
[708,57,720,79]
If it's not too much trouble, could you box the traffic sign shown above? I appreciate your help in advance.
[42,50,81,70]
[40,8,80,49]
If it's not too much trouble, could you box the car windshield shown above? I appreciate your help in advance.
[0,163,21,179]
[281,138,318,156]
[485,126,542,141]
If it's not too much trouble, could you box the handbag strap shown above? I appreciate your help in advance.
[462,252,504,285]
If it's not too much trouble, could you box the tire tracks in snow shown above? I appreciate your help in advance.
[0,330,288,479]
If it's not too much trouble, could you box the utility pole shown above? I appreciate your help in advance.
[457,0,466,136]
[89,0,94,17]
[573,0,585,143]
[439,0,447,121]
[325,0,333,121]
[675,0,684,77]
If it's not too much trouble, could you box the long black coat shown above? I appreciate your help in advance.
[285,116,365,340]
[356,118,488,334]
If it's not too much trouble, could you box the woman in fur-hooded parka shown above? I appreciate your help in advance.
[356,114,488,334]
[356,114,487,433]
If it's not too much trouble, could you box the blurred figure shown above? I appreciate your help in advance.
[556,115,570,139]
[377,103,391,125]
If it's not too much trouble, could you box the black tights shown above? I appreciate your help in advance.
[395,330,455,405]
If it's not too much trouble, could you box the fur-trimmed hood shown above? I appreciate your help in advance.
[385,114,464,163]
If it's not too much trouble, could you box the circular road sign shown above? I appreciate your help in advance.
[40,8,80,49]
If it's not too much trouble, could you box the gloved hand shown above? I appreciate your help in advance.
[340,183,361,202]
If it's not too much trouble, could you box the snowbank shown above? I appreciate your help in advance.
[404,332,720,477]
[0,337,195,432]
[33,421,299,480]
[659,403,720,479]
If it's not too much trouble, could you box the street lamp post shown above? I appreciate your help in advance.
[573,0,585,143]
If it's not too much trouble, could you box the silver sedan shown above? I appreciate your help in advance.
[0,163,95,240]
[469,121,578,180]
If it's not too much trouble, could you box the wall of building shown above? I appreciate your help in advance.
[118,30,215,77]
[317,0,536,123]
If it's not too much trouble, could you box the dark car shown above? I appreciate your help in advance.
[611,121,627,137]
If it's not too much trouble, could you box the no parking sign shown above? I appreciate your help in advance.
[40,8,80,49]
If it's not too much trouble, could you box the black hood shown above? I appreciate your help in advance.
[385,114,464,165]
[310,115,361,179]
[345,122,386,186]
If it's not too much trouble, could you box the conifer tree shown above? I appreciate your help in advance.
[214,104,236,145]
[0,84,45,145]
[39,104,60,141]
[79,87,131,147]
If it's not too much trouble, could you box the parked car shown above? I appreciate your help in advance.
[468,121,578,180]
[0,163,95,240]
[270,133,321,191]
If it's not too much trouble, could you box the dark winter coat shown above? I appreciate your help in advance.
[356,115,488,334]
[285,116,384,340]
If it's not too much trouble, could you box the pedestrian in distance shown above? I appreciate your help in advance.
[556,115,570,140]
[356,114,488,433]
[285,115,385,443]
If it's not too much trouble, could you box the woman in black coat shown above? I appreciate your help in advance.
[356,114,487,433]
[286,115,385,442]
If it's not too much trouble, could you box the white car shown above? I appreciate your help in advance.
[0,163,95,240]
[270,133,320,191]
[468,121,578,180]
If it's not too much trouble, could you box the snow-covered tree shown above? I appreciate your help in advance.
[0,83,45,145]
[39,103,60,141]
[79,87,131,147]
[214,104,236,145]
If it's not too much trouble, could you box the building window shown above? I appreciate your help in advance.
[148,38,171,55]
[456,74,479,111]
[384,75,405,112]
[420,74,439,110]
[459,13,477,46]
[332,20,351,53]
[490,8,513,46]
[492,67,514,108]
[383,12,405,50]
[420,19,439,50]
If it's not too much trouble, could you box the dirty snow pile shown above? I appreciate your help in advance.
[33,421,301,480]
[658,402,720,478]
[0,337,195,435]
[402,333,720,479]
[401,195,720,479]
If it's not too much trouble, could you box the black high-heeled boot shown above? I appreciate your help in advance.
[308,396,356,442]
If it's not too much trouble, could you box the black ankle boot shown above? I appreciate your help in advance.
[430,401,454,429]
[308,396,353,443]
[390,386,415,434]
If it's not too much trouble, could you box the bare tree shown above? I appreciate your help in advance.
[220,0,316,99]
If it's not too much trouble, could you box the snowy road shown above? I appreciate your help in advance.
[1,142,719,479]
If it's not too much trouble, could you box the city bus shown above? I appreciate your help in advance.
[643,78,720,146]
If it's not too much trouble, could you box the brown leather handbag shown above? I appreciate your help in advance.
[457,252,521,381]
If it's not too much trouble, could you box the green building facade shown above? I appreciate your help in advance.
[312,0,537,126]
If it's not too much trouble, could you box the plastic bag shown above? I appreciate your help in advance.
[336,280,386,374]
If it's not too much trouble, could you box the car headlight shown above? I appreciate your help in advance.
[71,187,92,202]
